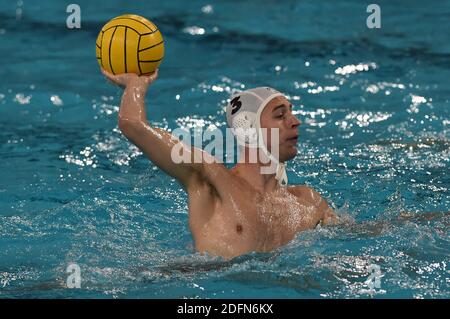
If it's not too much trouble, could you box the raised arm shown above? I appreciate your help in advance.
[101,68,217,189]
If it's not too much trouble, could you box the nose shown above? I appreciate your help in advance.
[288,114,301,128]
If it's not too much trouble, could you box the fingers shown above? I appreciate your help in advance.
[152,68,159,79]
[101,67,158,88]
[100,68,117,85]
[143,68,159,84]
[100,68,112,79]
[101,68,127,88]
[148,69,158,83]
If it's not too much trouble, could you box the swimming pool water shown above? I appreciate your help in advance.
[0,0,449,298]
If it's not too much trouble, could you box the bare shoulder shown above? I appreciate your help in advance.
[287,185,322,204]
[287,185,339,226]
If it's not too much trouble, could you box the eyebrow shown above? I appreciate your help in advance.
[272,103,293,112]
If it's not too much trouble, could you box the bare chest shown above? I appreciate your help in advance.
[190,187,321,255]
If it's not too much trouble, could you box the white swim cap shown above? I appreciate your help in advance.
[226,87,288,186]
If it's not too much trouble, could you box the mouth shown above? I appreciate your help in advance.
[286,135,298,145]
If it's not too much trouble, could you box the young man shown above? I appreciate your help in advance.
[102,68,338,260]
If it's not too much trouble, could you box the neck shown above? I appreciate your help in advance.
[232,161,280,194]
[232,148,280,193]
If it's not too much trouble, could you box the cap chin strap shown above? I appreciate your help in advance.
[253,92,288,187]
[275,162,288,186]
[259,151,288,186]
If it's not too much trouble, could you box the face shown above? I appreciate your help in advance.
[259,96,301,162]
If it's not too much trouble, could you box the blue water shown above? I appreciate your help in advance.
[0,0,449,298]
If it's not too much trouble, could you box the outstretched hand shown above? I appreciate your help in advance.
[101,68,159,89]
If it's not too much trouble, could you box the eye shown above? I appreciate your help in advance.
[275,112,285,119]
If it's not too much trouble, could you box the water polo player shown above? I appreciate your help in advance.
[101,68,338,260]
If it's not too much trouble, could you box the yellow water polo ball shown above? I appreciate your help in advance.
[96,14,164,75]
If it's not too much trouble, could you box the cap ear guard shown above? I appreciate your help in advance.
[227,88,279,147]
[231,111,258,146]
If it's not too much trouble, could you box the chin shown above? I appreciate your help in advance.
[280,146,298,162]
